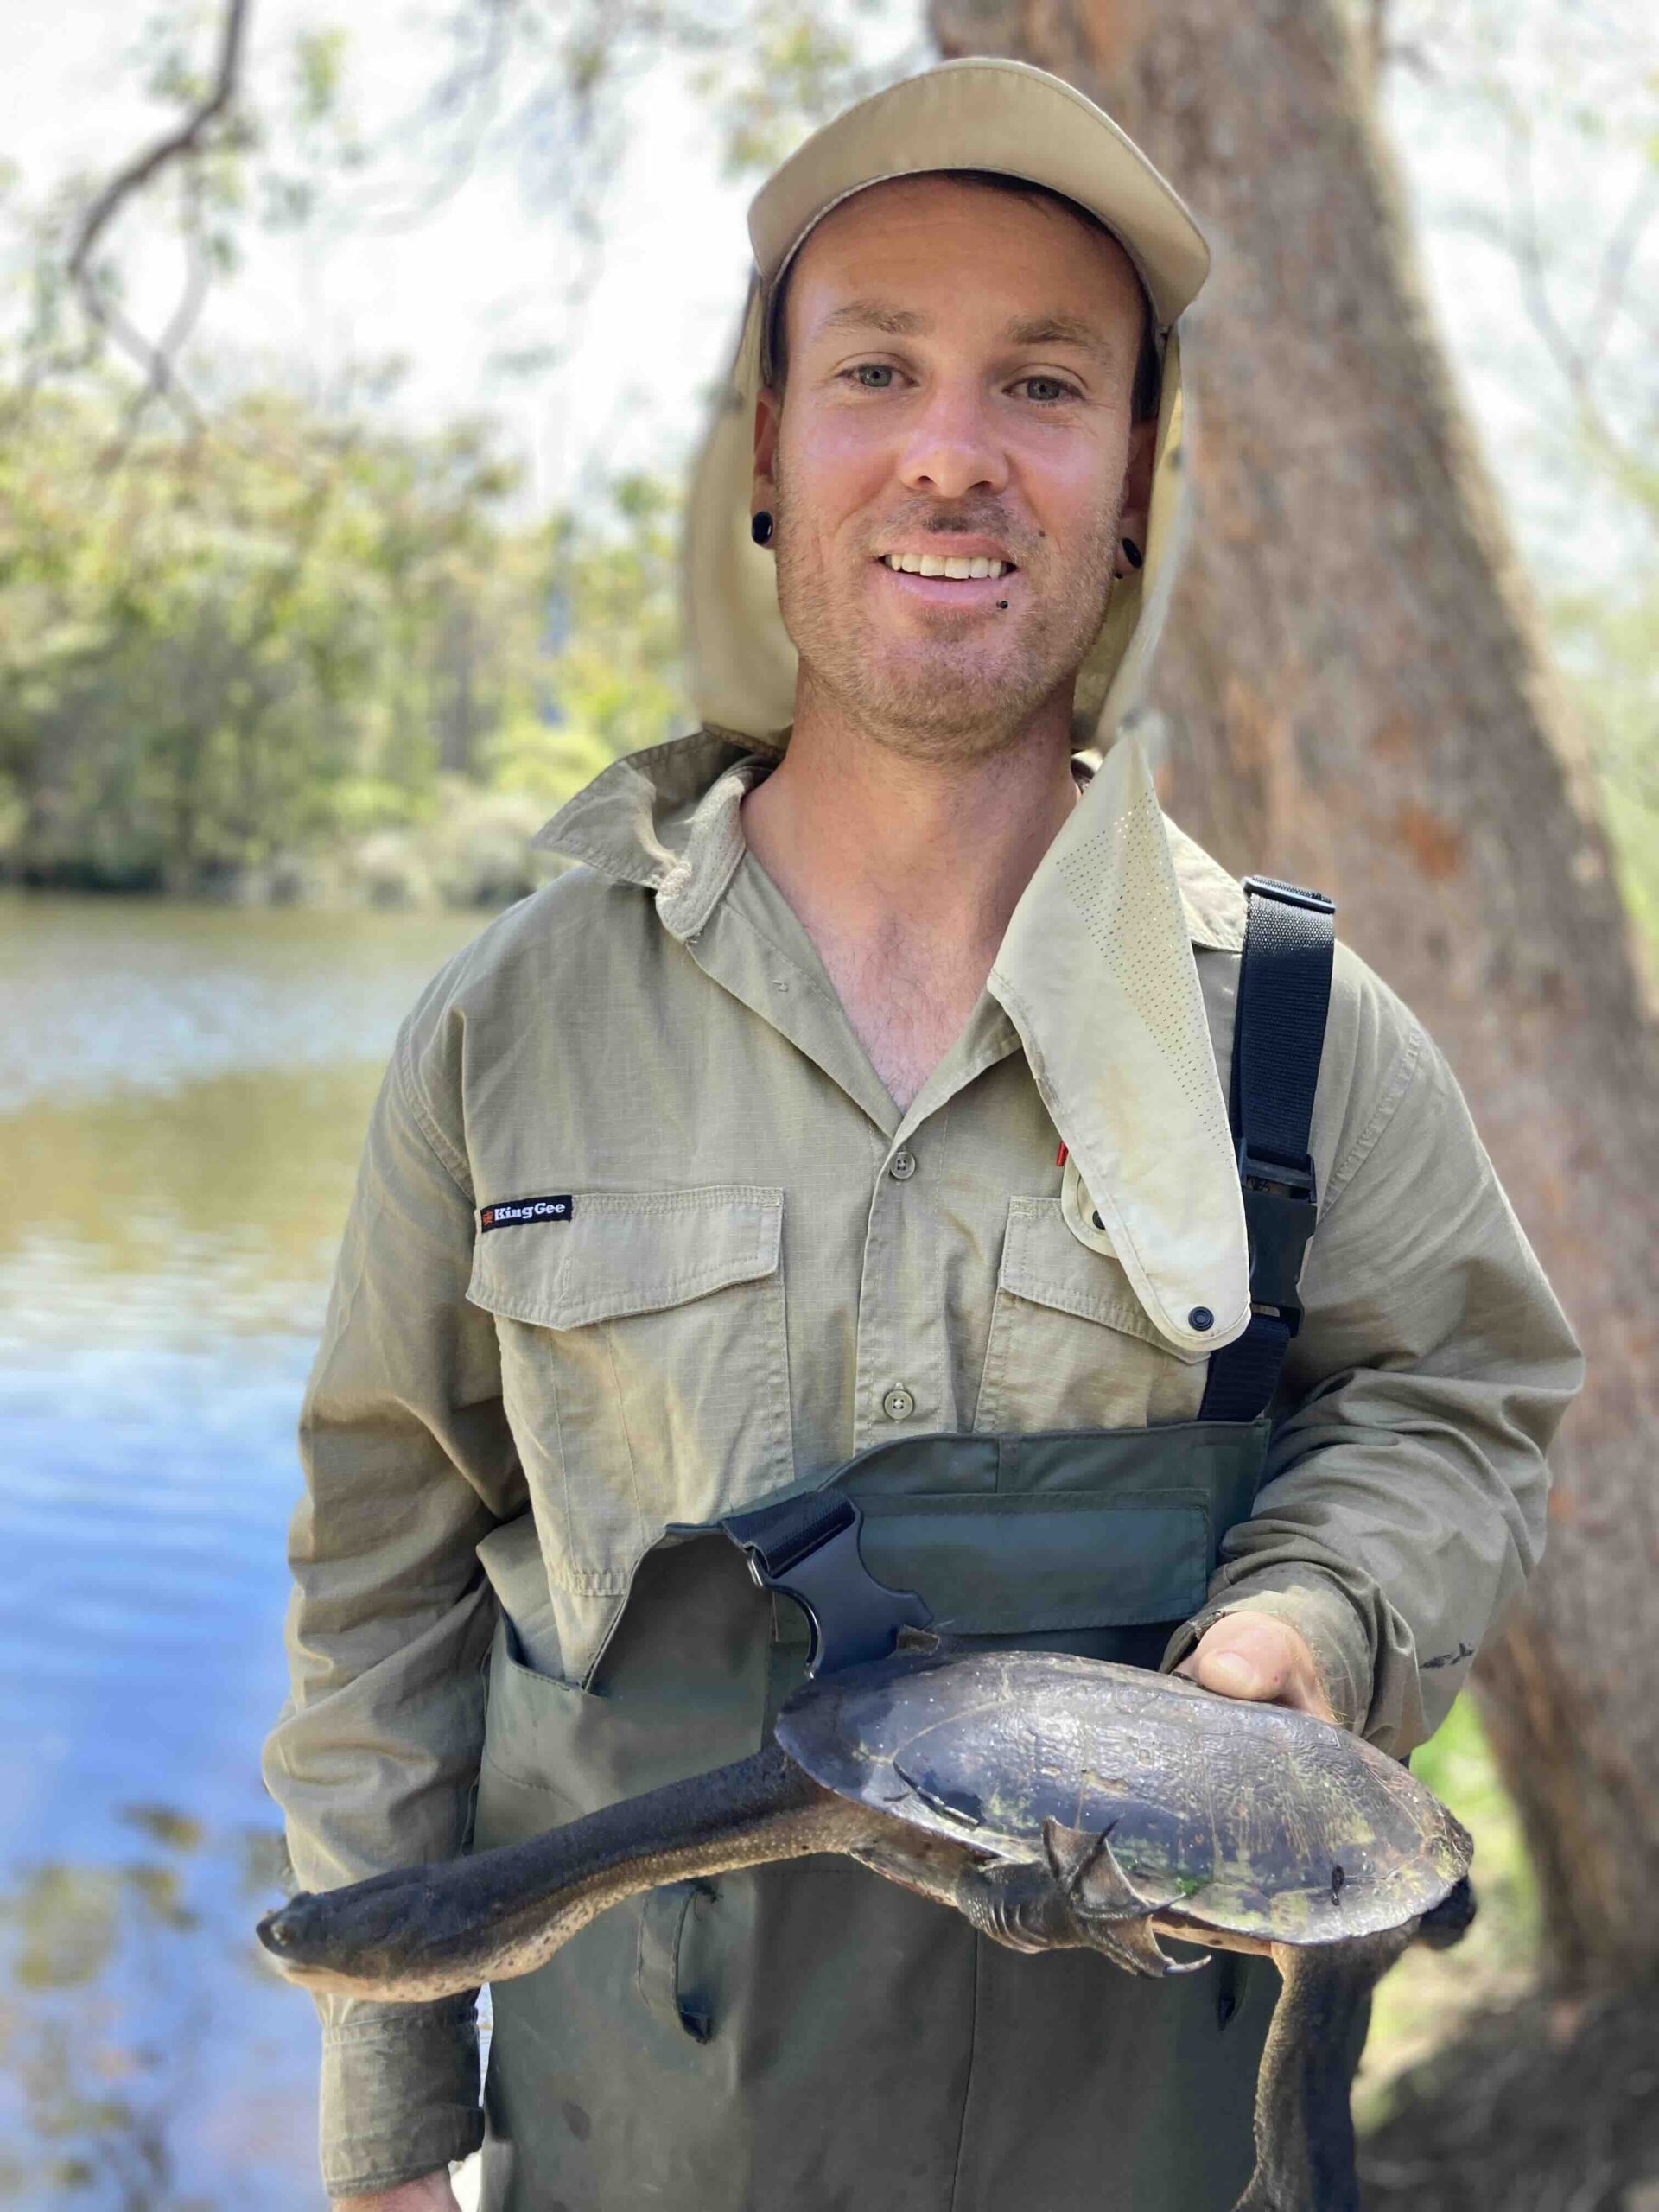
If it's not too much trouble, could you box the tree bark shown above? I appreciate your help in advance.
[928,0,1659,1986]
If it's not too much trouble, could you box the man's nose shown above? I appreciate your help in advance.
[896,388,1010,501]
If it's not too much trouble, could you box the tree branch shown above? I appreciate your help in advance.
[65,0,253,407]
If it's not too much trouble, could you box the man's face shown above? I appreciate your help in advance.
[753,175,1155,763]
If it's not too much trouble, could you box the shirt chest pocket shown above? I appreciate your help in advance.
[467,1186,791,1591]
[973,1196,1210,1434]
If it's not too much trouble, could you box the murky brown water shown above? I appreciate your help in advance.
[0,894,486,2209]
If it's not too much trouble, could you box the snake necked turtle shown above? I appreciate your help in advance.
[259,1643,1472,2212]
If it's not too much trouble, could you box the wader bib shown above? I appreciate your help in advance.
[473,879,1334,2212]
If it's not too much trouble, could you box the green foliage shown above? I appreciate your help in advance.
[0,390,688,897]
[1410,1696,1539,1965]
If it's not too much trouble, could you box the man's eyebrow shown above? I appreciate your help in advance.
[815,299,930,338]
[811,300,1121,366]
[1003,314,1120,364]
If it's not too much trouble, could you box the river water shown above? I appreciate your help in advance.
[0,894,487,2209]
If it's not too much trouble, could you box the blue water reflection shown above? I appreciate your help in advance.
[0,895,485,2209]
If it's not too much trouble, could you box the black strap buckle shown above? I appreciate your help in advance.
[1242,874,1335,917]
[721,1492,932,1677]
[1239,1142,1318,1337]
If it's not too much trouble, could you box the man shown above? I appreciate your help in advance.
[264,59,1581,2212]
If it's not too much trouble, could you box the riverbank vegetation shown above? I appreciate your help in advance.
[0,389,683,901]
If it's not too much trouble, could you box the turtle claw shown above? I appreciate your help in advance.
[1040,1819,1205,1981]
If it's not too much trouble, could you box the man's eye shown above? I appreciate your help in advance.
[843,363,898,390]
[1018,376,1081,404]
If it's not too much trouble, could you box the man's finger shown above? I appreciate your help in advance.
[1199,1643,1273,1698]
[1176,1614,1334,1721]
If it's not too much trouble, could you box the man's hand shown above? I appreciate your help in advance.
[1175,1611,1337,1724]
[333,2172,461,2212]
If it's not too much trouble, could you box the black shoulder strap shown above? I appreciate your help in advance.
[1198,874,1335,1424]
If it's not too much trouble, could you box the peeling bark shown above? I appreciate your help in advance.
[929,0,1659,1985]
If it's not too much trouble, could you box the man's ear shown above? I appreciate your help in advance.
[1116,416,1156,572]
[753,385,782,512]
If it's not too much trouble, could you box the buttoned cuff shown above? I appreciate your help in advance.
[319,1995,483,2200]
[1160,1568,1373,1735]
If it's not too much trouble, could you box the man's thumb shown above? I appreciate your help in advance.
[1200,1644,1265,1699]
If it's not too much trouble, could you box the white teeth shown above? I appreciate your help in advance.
[881,553,1009,579]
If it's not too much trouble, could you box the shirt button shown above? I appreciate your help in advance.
[1189,1306,1216,1332]
[881,1384,916,1421]
[888,1148,917,1181]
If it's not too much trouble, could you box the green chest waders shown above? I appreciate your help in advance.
[473,878,1335,2212]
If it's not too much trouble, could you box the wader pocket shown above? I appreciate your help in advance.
[637,1880,716,2043]
[857,1490,1211,1633]
[481,1609,761,1817]
[467,1185,792,1676]
[975,1198,1209,1433]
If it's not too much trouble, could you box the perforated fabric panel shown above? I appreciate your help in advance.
[1056,786,1234,1160]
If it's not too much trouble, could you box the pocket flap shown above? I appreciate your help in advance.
[468,1185,784,1329]
[860,1491,1211,1633]
[999,1198,1208,1363]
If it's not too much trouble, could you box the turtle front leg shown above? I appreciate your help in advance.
[848,1831,1046,1947]
[854,1819,1199,1978]
[849,1830,1086,1952]
[1033,1819,1206,1977]
[1231,1928,1414,2212]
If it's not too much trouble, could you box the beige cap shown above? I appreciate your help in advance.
[683,58,1210,753]
[749,57,1209,330]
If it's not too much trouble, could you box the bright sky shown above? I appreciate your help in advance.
[7,0,761,509]
[7,1,1651,586]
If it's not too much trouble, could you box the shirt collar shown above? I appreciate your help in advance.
[536,730,1251,1353]
[534,728,1247,953]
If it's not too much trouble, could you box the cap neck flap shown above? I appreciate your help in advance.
[988,731,1250,1355]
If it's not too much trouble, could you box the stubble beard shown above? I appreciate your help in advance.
[772,476,1126,768]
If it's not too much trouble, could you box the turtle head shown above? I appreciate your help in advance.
[257,1872,450,1997]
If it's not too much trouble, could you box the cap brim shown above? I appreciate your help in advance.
[748,57,1210,332]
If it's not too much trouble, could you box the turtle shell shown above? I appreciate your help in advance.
[776,1649,1471,1946]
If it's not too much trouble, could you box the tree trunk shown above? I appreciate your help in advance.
[928,0,1659,1987]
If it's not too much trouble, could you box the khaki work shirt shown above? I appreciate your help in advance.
[264,729,1581,2197]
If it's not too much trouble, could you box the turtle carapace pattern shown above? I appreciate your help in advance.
[779,1647,1469,1948]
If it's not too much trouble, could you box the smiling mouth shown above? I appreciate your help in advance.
[878,551,1016,580]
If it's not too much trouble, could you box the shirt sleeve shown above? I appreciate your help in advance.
[261,1015,528,2198]
[1163,1011,1583,1755]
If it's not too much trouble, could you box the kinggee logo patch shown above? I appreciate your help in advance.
[479,1194,574,1232]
